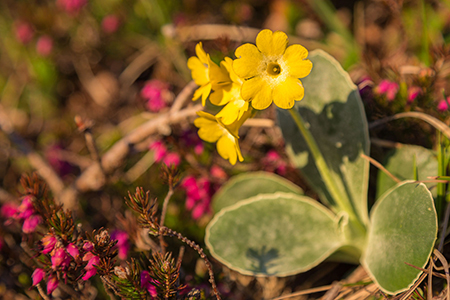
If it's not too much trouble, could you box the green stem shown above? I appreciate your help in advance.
[288,108,358,221]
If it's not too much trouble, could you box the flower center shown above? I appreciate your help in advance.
[267,62,281,76]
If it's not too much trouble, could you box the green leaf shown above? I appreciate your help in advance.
[205,193,344,276]
[363,181,437,294]
[277,50,370,225]
[212,171,303,213]
[376,145,437,199]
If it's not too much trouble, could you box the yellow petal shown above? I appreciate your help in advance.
[241,77,273,110]
[216,99,249,125]
[195,42,209,65]
[192,83,211,106]
[194,115,223,143]
[234,44,263,79]
[209,59,230,85]
[283,45,313,79]
[221,57,242,84]
[187,57,209,86]
[272,76,304,109]
[216,134,243,165]
[256,29,288,57]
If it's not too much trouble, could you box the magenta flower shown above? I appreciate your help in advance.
[1,203,18,219]
[57,0,87,14]
[140,271,157,297]
[111,230,130,260]
[141,80,169,112]
[41,235,57,254]
[17,196,35,219]
[82,252,99,280]
[32,268,45,286]
[67,243,80,259]
[210,165,227,180]
[102,15,120,34]
[51,248,71,269]
[47,274,59,294]
[14,21,34,44]
[22,214,42,233]
[438,99,449,112]
[263,150,288,175]
[181,176,211,220]
[163,152,181,167]
[83,241,94,252]
[375,79,399,101]
[149,141,168,163]
[36,35,53,57]
[407,86,422,104]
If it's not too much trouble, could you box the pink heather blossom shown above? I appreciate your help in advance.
[438,99,449,112]
[57,0,87,14]
[32,268,45,286]
[111,230,129,260]
[263,150,287,175]
[51,248,71,269]
[210,165,227,180]
[375,79,399,101]
[14,21,34,44]
[375,80,391,94]
[82,252,99,280]
[17,196,34,219]
[45,144,74,177]
[407,86,422,103]
[22,214,42,233]
[194,143,204,155]
[41,235,57,254]
[83,241,94,252]
[181,176,211,220]
[36,35,53,57]
[102,15,120,34]
[163,152,181,167]
[46,274,59,294]
[67,243,80,259]
[140,271,157,297]
[1,203,18,219]
[149,141,168,162]
[141,80,169,112]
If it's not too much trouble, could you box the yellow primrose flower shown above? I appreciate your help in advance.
[187,43,229,106]
[194,109,251,165]
[233,29,313,110]
[210,57,249,125]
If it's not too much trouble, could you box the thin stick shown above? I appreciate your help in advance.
[36,283,51,300]
[434,249,450,300]
[360,153,401,183]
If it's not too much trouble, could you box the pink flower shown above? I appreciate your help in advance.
[263,150,287,175]
[14,21,34,44]
[67,243,80,259]
[41,235,57,254]
[111,230,129,260]
[57,0,87,14]
[194,143,204,155]
[210,165,227,180]
[17,196,35,219]
[51,248,71,269]
[140,271,157,297]
[36,35,53,57]
[141,80,169,112]
[1,203,18,219]
[102,15,120,34]
[22,214,42,233]
[438,99,449,112]
[375,79,399,101]
[149,141,168,162]
[32,268,45,286]
[163,152,181,167]
[46,274,59,294]
[82,252,99,280]
[181,176,211,220]
[83,241,94,252]
[407,86,422,103]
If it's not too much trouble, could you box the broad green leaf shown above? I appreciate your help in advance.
[376,145,437,199]
[277,50,370,225]
[212,171,303,213]
[206,193,344,276]
[363,181,437,294]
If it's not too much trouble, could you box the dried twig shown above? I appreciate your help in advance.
[361,153,400,183]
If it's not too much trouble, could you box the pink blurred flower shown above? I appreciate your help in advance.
[67,243,80,259]
[32,268,45,286]
[36,35,53,57]
[181,176,211,220]
[375,79,399,101]
[41,235,57,254]
[17,196,34,219]
[82,252,99,280]
[1,203,18,219]
[141,80,169,112]
[438,98,450,112]
[83,241,94,252]
[111,230,129,260]
[22,214,42,233]
[51,248,71,269]
[149,141,168,163]
[45,144,74,177]
[407,86,422,104]
[263,150,287,175]
[57,0,87,14]
[14,21,34,44]
[163,152,181,167]
[102,15,120,34]
[141,271,157,297]
[194,143,204,155]
[47,274,59,294]
[210,165,227,180]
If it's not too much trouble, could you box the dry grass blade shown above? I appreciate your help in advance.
[269,285,333,300]
[361,153,401,183]
[434,249,450,300]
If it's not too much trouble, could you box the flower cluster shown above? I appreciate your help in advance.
[1,195,42,233]
[188,29,312,165]
[149,140,181,167]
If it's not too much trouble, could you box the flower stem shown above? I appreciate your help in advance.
[287,108,358,221]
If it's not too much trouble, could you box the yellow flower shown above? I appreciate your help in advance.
[210,57,249,125]
[194,109,251,165]
[187,43,229,106]
[233,29,313,110]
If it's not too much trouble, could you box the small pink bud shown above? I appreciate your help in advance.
[1,203,19,219]
[57,0,87,14]
[32,268,45,286]
[67,243,80,259]
[14,21,34,44]
[22,215,42,233]
[41,235,57,254]
[51,248,70,269]
[438,99,449,112]
[163,152,181,167]
[141,80,169,113]
[102,15,120,34]
[407,86,422,103]
[149,141,167,162]
[17,196,35,219]
[210,165,227,180]
[36,35,53,57]
[46,274,59,294]
[140,271,157,296]
[111,230,129,260]
[83,241,94,251]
